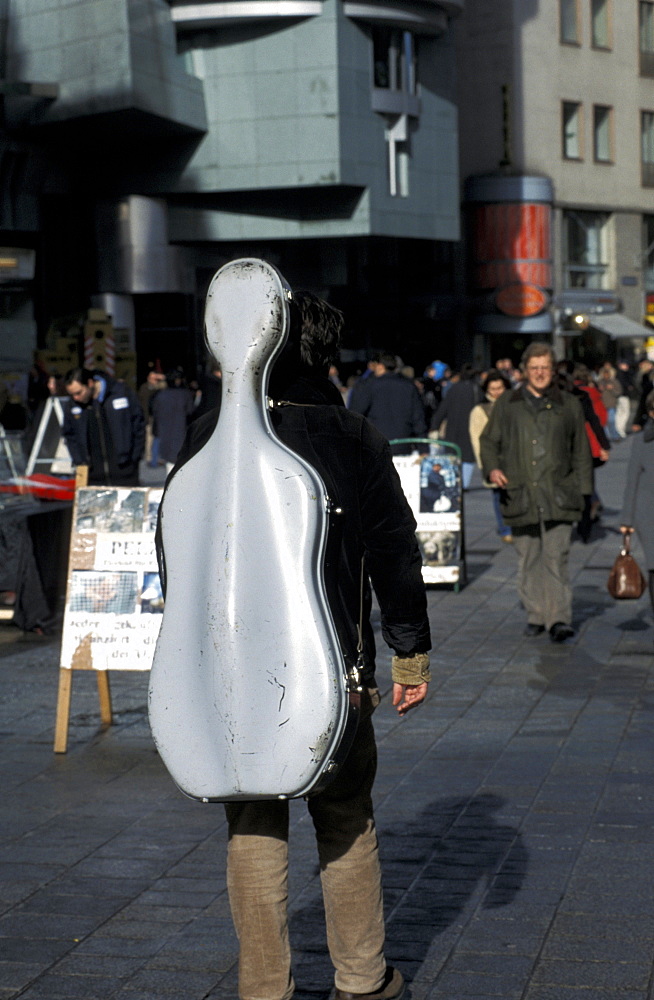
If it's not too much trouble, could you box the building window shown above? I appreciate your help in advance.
[560,0,580,43]
[373,28,417,94]
[564,210,610,288]
[642,111,654,185]
[562,101,583,159]
[643,215,654,293]
[593,105,613,162]
[640,2,654,76]
[591,0,611,48]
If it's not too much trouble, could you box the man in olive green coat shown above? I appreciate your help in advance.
[480,342,593,642]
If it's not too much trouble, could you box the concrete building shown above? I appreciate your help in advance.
[0,0,464,383]
[456,0,654,366]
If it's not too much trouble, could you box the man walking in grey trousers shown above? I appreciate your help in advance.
[480,342,593,642]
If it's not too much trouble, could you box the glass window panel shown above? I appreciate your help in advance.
[373,28,417,93]
[642,111,654,184]
[642,111,654,162]
[564,210,610,288]
[563,102,582,158]
[594,106,612,161]
[641,1,654,51]
[373,27,391,88]
[591,0,610,47]
[643,214,654,290]
[640,2,654,74]
[560,0,579,43]
[403,31,417,95]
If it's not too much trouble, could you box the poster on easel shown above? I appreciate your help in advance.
[392,439,464,586]
[59,486,164,672]
[26,396,74,476]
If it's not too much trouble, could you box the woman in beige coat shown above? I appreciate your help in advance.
[469,369,512,540]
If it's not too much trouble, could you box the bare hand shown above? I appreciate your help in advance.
[392,682,428,716]
[489,468,508,488]
[598,449,610,462]
[620,525,634,534]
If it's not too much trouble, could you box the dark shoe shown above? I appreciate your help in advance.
[524,623,545,636]
[550,622,574,643]
[334,967,405,1000]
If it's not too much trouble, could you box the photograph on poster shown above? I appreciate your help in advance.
[146,490,163,532]
[417,529,459,567]
[76,489,146,534]
[69,570,139,615]
[393,443,462,582]
[141,572,164,613]
[419,453,460,514]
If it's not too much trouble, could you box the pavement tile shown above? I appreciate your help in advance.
[2,444,654,998]
[0,962,44,991]
[525,990,644,1000]
[530,958,651,990]
[5,973,124,998]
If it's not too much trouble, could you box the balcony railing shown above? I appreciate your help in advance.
[343,1,462,35]
[169,1,323,30]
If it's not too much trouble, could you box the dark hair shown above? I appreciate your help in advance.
[482,369,510,393]
[572,363,590,385]
[64,367,94,387]
[459,362,478,381]
[377,352,397,372]
[291,291,344,370]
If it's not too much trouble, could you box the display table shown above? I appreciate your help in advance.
[0,495,72,631]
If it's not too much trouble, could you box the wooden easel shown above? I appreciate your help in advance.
[53,467,113,753]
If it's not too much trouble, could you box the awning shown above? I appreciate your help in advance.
[589,313,649,339]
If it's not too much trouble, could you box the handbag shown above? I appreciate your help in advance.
[607,534,647,600]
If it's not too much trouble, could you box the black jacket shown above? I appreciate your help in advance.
[62,375,145,485]
[158,375,431,685]
[430,379,481,463]
[349,372,427,442]
[480,383,593,526]
[151,386,194,464]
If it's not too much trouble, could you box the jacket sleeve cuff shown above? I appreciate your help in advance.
[392,653,431,686]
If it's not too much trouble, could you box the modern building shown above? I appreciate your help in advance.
[455,0,654,366]
[0,0,464,383]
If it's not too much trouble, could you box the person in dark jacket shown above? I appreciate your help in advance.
[632,359,654,431]
[150,369,194,472]
[191,360,222,420]
[430,363,481,489]
[62,368,145,485]
[480,343,593,643]
[161,291,431,1000]
[349,351,426,450]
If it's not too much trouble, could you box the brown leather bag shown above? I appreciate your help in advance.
[607,534,647,600]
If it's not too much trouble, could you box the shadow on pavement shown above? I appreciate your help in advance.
[289,793,526,998]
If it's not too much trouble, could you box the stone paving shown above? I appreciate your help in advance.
[1,438,653,999]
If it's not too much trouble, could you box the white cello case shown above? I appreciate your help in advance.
[148,259,355,801]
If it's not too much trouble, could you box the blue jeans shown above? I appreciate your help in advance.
[491,488,511,537]
[606,408,619,441]
[462,461,475,490]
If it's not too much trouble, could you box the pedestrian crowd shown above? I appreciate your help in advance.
[1,288,654,1000]
[338,346,654,645]
[1,345,653,648]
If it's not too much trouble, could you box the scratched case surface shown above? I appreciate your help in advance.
[148,259,350,801]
